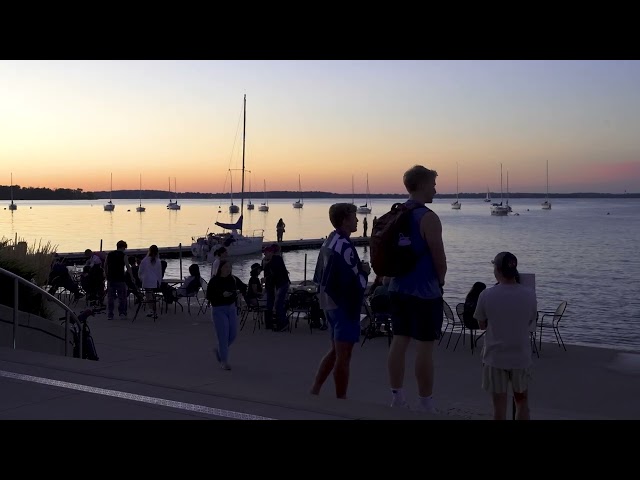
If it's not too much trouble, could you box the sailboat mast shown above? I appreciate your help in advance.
[139,174,142,206]
[546,160,549,198]
[240,94,246,235]
[456,163,459,201]
[10,173,14,203]
[500,163,503,203]
[110,173,113,202]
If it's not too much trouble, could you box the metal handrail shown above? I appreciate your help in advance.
[0,266,82,358]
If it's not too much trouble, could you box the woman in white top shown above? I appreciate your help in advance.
[138,244,163,318]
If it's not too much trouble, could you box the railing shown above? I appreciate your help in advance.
[0,266,82,358]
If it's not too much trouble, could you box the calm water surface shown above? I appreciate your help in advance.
[2,197,639,352]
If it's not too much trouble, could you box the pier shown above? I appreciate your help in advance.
[56,237,371,263]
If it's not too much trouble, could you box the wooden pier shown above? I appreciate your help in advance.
[56,237,371,264]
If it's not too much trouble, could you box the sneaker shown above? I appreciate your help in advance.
[146,312,155,318]
[119,313,127,319]
[391,399,410,409]
[220,363,231,371]
[415,403,438,415]
[107,316,114,321]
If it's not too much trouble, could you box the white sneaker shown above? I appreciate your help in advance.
[391,398,410,409]
[220,363,231,371]
[415,403,437,415]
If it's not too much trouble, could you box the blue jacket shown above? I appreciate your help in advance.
[314,230,369,319]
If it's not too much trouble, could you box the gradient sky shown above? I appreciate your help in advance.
[1,60,639,194]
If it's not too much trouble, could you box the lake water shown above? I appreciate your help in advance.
[2,197,639,352]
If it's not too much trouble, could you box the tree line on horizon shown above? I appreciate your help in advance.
[1,186,638,200]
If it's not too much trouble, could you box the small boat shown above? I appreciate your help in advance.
[542,160,552,210]
[490,164,509,216]
[451,163,461,210]
[104,173,115,211]
[484,186,491,202]
[247,174,254,210]
[8,173,17,211]
[136,174,146,212]
[357,174,372,214]
[167,178,181,210]
[292,174,303,208]
[258,179,269,211]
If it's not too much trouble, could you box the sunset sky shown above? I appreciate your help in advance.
[1,60,639,195]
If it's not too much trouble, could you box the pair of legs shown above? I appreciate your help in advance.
[387,293,443,409]
[277,231,284,242]
[310,309,359,399]
[274,284,289,330]
[212,304,238,369]
[107,281,128,318]
[482,365,531,420]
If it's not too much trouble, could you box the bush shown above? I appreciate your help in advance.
[0,237,58,319]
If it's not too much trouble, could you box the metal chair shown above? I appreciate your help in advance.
[440,301,463,349]
[537,300,568,351]
[286,290,316,333]
[361,295,393,347]
[455,302,487,353]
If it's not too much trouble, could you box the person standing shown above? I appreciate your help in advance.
[138,244,163,319]
[474,252,537,420]
[310,203,370,399]
[362,216,368,237]
[206,260,246,370]
[276,218,286,242]
[387,165,447,413]
[266,244,290,331]
[104,240,134,320]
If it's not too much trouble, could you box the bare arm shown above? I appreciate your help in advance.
[420,211,447,285]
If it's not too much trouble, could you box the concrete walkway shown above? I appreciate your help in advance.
[1,300,638,420]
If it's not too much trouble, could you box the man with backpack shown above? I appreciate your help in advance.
[371,165,447,413]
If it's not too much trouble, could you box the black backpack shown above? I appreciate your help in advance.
[370,202,425,277]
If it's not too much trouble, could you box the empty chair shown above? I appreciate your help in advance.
[440,300,463,349]
[287,290,316,333]
[537,300,568,351]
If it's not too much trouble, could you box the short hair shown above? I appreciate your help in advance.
[148,244,159,257]
[116,240,128,249]
[189,264,200,277]
[329,203,357,229]
[403,165,438,193]
[84,249,92,256]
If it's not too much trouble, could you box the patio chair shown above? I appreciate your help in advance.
[361,294,393,347]
[287,289,316,333]
[174,277,207,315]
[456,302,486,353]
[440,300,463,349]
[537,300,568,351]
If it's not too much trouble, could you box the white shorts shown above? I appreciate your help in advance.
[482,365,531,394]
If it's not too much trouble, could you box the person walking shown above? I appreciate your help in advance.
[206,260,246,370]
[310,203,371,399]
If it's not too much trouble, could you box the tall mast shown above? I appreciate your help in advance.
[240,94,246,235]
[546,160,549,199]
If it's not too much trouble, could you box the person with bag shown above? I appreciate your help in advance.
[382,165,447,413]
[206,260,246,370]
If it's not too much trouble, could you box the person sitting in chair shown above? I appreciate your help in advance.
[463,282,486,330]
[177,264,202,297]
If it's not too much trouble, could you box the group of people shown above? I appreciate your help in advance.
[308,164,538,420]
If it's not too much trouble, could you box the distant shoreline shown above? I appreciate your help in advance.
[1,187,639,200]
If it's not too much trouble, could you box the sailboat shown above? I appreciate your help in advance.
[103,173,115,211]
[490,164,509,216]
[484,186,492,202]
[247,173,254,210]
[8,173,17,211]
[258,179,269,211]
[357,174,372,214]
[292,175,303,208]
[451,163,461,210]
[190,95,264,259]
[541,160,552,210]
[167,178,181,210]
[228,170,240,213]
[136,174,146,212]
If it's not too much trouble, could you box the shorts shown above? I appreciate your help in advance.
[325,309,360,344]
[389,293,443,342]
[481,365,532,394]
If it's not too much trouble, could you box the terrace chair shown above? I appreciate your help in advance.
[286,289,316,333]
[440,300,463,350]
[174,277,207,315]
[537,300,568,351]
[361,295,393,347]
[455,302,486,353]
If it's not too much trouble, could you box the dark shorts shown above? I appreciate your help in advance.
[389,293,443,342]
[325,309,360,344]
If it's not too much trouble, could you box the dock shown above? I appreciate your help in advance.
[56,237,372,263]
